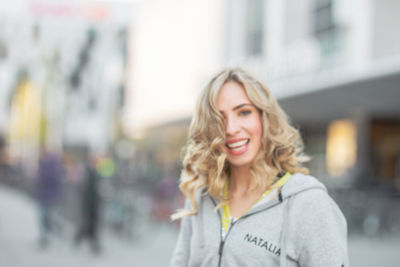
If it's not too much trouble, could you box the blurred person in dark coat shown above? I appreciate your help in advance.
[74,155,101,253]
[36,147,64,248]
[0,135,9,183]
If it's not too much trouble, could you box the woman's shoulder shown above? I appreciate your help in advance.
[284,173,341,210]
[285,175,349,266]
[283,173,327,197]
[286,173,346,222]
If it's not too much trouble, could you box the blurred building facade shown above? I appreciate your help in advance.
[0,1,145,239]
[225,0,400,190]
[0,1,132,173]
[127,0,400,193]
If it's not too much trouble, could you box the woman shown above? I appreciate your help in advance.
[170,68,348,266]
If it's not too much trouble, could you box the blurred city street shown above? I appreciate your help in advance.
[1,1,400,267]
[0,185,177,267]
[1,184,400,267]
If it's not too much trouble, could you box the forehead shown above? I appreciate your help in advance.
[216,81,251,109]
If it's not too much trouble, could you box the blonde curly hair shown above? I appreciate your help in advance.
[171,67,309,220]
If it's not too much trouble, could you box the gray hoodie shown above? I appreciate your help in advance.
[170,173,349,267]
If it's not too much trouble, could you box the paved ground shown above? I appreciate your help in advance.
[348,235,400,267]
[0,185,399,267]
[0,185,176,267]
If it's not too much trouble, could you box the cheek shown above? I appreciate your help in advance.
[248,116,263,141]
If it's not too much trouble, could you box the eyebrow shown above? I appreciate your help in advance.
[233,103,253,111]
[219,103,254,114]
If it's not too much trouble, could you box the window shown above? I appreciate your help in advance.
[313,0,336,37]
[245,0,265,57]
[312,0,341,61]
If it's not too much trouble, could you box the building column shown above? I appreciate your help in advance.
[351,108,371,186]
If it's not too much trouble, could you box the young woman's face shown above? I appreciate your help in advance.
[216,81,263,168]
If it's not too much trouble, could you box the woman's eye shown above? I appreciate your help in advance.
[239,110,251,116]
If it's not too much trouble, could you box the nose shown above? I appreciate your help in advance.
[225,116,240,136]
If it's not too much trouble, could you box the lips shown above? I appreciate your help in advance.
[226,138,250,155]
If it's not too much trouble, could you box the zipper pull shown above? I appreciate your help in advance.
[219,241,225,255]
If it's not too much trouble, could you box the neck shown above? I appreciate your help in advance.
[229,165,256,195]
[228,164,281,196]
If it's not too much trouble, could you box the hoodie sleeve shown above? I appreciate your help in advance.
[297,190,349,267]
[170,200,192,267]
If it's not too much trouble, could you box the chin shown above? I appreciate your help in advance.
[227,157,253,168]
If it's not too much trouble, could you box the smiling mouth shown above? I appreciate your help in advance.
[226,139,250,151]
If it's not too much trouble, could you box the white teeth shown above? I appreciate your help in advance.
[231,146,244,152]
[227,139,248,149]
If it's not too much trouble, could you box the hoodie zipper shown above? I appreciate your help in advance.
[210,196,233,267]
[211,193,284,267]
[218,219,236,267]
[218,240,224,267]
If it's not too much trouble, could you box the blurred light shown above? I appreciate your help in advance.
[96,157,116,178]
[89,0,143,3]
[8,79,42,160]
[29,2,111,21]
[9,80,40,140]
[326,119,357,176]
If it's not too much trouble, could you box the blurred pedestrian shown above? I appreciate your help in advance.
[74,155,101,253]
[151,178,178,222]
[170,68,349,266]
[36,147,64,248]
[0,135,9,184]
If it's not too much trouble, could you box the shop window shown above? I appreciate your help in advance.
[326,119,357,176]
[370,120,400,183]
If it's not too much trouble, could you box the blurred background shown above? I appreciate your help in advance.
[0,0,399,266]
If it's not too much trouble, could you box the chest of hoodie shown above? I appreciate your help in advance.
[188,195,298,267]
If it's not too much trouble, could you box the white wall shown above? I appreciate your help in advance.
[373,0,400,59]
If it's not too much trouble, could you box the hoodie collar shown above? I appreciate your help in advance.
[241,173,327,217]
[280,173,326,198]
